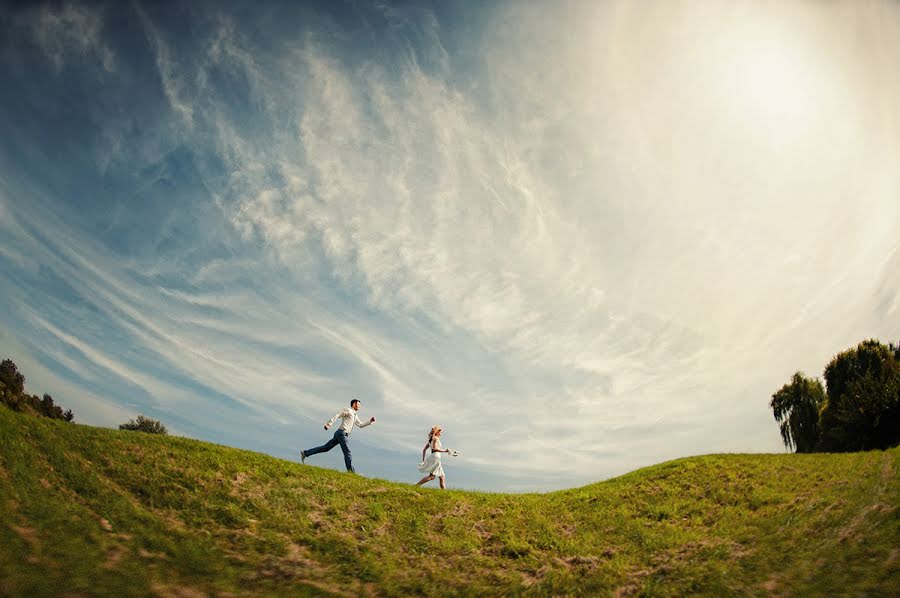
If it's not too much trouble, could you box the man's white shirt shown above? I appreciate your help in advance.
[326,408,372,435]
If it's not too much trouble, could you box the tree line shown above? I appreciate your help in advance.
[1,357,169,434]
[0,358,74,422]
[6,347,897,451]
[771,339,900,453]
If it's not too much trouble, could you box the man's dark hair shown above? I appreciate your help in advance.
[350,399,360,408]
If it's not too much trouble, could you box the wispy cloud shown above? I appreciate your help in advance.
[28,3,115,72]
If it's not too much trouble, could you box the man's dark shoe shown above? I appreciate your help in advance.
[300,450,306,464]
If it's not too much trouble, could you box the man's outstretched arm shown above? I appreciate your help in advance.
[356,413,376,428]
[324,409,347,429]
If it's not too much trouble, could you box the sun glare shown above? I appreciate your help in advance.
[733,39,812,122]
[605,1,856,161]
[712,17,836,149]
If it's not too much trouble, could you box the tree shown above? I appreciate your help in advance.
[819,339,900,452]
[0,358,75,421]
[41,393,64,419]
[770,371,825,453]
[0,359,25,407]
[119,415,167,435]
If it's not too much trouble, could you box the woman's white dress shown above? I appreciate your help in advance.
[418,437,445,477]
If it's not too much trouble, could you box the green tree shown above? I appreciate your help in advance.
[820,339,900,452]
[0,359,26,409]
[27,394,42,415]
[0,358,75,421]
[119,415,167,435]
[770,371,825,453]
[41,393,63,419]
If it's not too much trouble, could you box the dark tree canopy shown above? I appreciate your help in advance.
[770,372,824,453]
[0,359,26,403]
[771,339,900,454]
[1,358,74,422]
[819,339,900,452]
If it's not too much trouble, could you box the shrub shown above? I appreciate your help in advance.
[119,415,168,435]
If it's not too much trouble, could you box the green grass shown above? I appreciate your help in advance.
[0,407,897,596]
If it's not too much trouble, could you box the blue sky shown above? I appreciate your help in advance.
[1,0,899,491]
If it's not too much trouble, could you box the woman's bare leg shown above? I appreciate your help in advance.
[416,474,435,486]
[439,475,446,489]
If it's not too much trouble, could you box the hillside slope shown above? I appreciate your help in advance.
[0,407,897,596]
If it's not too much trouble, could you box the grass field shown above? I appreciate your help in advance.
[0,406,897,596]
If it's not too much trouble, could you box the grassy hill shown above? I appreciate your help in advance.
[0,407,897,597]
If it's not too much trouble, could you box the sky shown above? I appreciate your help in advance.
[1,0,898,492]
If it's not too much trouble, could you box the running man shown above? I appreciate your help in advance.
[300,399,375,473]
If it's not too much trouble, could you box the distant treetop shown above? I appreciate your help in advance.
[119,415,168,435]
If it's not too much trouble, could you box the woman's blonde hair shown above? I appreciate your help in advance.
[428,425,442,442]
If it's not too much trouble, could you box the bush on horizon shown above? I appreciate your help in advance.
[119,414,168,435]
[771,339,900,453]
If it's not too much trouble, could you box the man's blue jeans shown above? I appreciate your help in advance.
[304,429,354,472]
